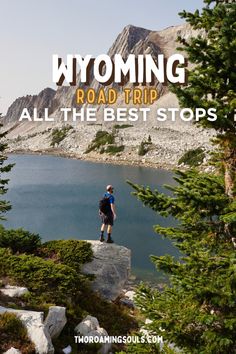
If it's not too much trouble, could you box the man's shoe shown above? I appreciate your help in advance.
[106,238,114,244]
[100,235,105,242]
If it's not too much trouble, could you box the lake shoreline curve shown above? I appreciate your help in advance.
[7,148,184,172]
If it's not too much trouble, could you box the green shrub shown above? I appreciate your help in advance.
[178,147,206,167]
[0,248,81,302]
[40,240,93,272]
[50,125,73,147]
[104,145,125,155]
[0,240,93,302]
[85,130,115,153]
[138,141,150,156]
[87,123,102,126]
[0,312,27,338]
[0,225,41,254]
[138,136,153,156]
[114,124,133,129]
[0,312,35,353]
[116,340,175,353]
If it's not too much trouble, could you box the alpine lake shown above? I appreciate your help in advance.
[4,154,179,285]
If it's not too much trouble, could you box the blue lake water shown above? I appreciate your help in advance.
[4,154,179,283]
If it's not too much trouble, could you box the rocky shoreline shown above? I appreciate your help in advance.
[8,148,180,171]
[7,147,215,174]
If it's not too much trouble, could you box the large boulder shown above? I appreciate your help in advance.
[119,290,136,308]
[0,285,28,298]
[75,315,99,335]
[82,241,131,301]
[62,345,72,354]
[0,306,54,354]
[75,315,111,354]
[4,348,21,354]
[124,290,135,301]
[44,306,67,339]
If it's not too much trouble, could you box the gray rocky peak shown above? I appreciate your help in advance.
[108,24,152,57]
[4,87,56,124]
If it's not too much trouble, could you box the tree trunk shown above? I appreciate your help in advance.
[222,137,236,200]
[223,141,236,243]
[224,161,235,199]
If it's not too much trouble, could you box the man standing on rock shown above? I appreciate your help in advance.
[99,185,117,243]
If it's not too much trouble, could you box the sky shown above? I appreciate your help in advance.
[0,0,204,115]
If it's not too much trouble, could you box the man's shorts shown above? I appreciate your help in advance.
[101,212,114,226]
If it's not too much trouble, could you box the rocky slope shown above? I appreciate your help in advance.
[3,88,56,125]
[0,241,132,353]
[3,23,213,169]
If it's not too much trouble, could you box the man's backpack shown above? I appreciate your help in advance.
[99,196,111,214]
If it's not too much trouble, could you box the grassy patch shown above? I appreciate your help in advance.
[39,239,93,272]
[178,147,206,167]
[100,145,125,155]
[85,130,115,153]
[50,125,73,147]
[86,130,126,155]
[87,123,102,126]
[114,124,133,129]
[0,313,35,353]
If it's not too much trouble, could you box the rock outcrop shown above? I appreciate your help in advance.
[75,315,112,354]
[0,285,28,298]
[4,348,21,354]
[0,306,54,354]
[44,306,67,339]
[119,290,136,308]
[82,241,131,301]
[3,88,56,124]
[0,305,67,354]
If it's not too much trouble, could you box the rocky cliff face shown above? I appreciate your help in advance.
[3,88,56,124]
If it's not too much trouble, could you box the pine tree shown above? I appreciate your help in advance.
[128,1,236,353]
[129,170,235,353]
[172,0,236,200]
[0,117,14,219]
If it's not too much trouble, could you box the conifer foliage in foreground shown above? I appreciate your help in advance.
[129,1,236,353]
[129,170,235,353]
[0,119,14,219]
[172,0,236,200]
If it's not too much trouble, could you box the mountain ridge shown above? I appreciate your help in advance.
[3,22,213,170]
